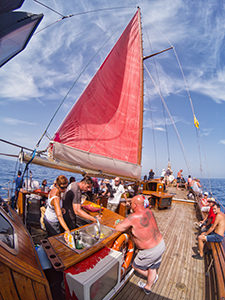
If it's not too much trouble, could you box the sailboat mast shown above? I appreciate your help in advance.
[138,7,144,167]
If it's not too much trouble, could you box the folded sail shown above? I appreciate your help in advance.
[51,9,143,180]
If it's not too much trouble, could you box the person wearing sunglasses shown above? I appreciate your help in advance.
[44,175,70,237]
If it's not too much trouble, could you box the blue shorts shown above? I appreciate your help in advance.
[206,232,224,243]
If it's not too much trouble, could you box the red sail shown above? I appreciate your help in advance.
[52,9,143,180]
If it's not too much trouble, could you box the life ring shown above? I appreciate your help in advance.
[112,233,134,275]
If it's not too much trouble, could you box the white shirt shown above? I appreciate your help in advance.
[108,182,125,205]
[45,195,62,223]
[192,181,202,194]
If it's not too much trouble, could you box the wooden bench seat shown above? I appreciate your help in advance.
[210,239,225,300]
[197,199,225,299]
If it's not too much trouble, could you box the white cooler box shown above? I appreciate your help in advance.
[64,247,122,300]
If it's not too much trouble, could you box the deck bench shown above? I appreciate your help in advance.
[197,199,225,299]
[210,239,225,300]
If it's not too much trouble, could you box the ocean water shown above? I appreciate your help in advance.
[0,158,225,210]
[0,158,82,199]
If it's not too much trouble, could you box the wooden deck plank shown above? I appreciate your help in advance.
[113,199,205,300]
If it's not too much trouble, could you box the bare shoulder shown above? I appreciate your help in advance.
[50,188,60,199]
[220,212,225,219]
[127,212,141,221]
[217,212,225,220]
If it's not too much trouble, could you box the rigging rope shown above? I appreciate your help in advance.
[144,23,203,177]
[36,29,118,149]
[148,103,158,174]
[172,47,203,175]
[144,63,191,174]
[33,0,64,17]
[142,27,161,174]
[33,2,133,35]
[161,96,171,162]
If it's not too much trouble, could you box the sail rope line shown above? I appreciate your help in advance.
[143,27,171,169]
[142,27,159,174]
[144,23,204,177]
[172,47,203,175]
[202,148,213,195]
[35,27,124,150]
[148,102,158,174]
[144,63,191,174]
[33,1,134,35]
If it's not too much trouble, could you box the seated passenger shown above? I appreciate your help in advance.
[200,192,210,212]
[196,198,216,232]
[193,202,225,260]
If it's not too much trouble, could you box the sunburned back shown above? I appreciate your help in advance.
[130,209,162,249]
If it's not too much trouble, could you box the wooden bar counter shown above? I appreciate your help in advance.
[42,201,125,271]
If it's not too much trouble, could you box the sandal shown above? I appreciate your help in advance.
[138,274,159,294]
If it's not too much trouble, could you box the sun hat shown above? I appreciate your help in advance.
[208,197,216,202]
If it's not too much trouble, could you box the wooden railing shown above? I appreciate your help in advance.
[196,199,225,300]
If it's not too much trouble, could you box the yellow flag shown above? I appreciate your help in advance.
[194,115,199,129]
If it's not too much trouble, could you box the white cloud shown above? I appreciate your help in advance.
[200,128,212,137]
[154,127,166,132]
[188,68,225,103]
[219,140,225,145]
[2,118,36,126]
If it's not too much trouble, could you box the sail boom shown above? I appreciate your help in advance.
[22,151,140,181]
[52,142,141,180]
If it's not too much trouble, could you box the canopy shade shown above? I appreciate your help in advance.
[0,0,24,14]
[0,11,43,67]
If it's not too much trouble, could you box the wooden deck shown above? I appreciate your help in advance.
[113,199,205,300]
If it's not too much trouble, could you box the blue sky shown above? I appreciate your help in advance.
[1,0,225,179]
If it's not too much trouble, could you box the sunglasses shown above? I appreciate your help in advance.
[59,184,68,190]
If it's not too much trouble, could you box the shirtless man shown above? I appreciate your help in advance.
[115,195,165,295]
[176,169,183,189]
[193,202,225,260]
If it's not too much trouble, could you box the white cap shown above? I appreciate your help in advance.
[204,192,208,196]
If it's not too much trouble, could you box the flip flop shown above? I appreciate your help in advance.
[138,281,151,295]
[138,274,159,294]
[143,287,151,295]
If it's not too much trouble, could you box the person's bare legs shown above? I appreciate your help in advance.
[133,266,157,290]
[133,265,148,277]
[198,234,206,257]
[145,268,157,290]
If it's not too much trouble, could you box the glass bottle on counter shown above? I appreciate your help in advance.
[74,230,83,249]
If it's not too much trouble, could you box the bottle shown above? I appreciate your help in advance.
[74,230,83,249]
[99,203,103,216]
